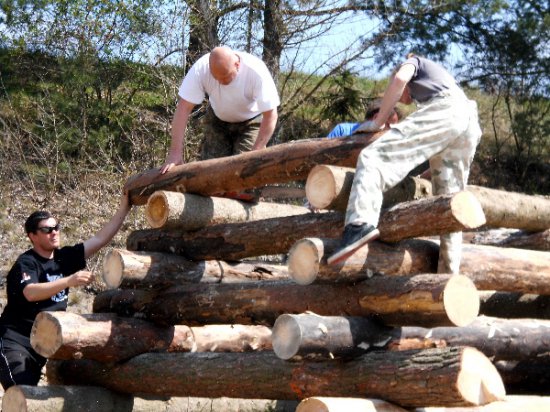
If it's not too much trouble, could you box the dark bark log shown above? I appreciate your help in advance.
[46,347,504,408]
[479,291,550,320]
[124,134,382,205]
[102,248,289,289]
[93,275,478,328]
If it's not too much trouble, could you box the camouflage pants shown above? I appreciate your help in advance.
[346,88,482,273]
[200,108,262,160]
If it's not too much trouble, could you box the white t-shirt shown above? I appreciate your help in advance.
[178,52,280,123]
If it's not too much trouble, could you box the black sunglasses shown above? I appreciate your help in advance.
[36,224,61,234]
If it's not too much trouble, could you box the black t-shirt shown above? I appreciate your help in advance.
[0,244,86,340]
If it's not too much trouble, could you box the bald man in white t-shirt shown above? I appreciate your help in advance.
[160,46,280,174]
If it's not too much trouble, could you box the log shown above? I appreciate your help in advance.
[126,212,344,261]
[495,358,550,395]
[460,244,550,295]
[124,133,382,205]
[297,397,407,412]
[415,396,550,411]
[272,313,550,361]
[126,192,484,261]
[145,190,309,230]
[102,248,289,289]
[31,311,272,362]
[491,229,550,251]
[1,385,165,412]
[287,237,438,285]
[479,291,550,319]
[47,347,505,407]
[305,165,432,210]
[1,385,298,412]
[467,185,550,231]
[94,274,479,328]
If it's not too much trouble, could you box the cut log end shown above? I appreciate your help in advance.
[458,347,506,405]
[305,165,338,210]
[2,385,27,412]
[102,249,124,289]
[288,238,323,285]
[30,312,63,359]
[451,191,487,229]
[145,190,170,228]
[443,275,480,327]
[296,397,408,412]
[272,314,302,360]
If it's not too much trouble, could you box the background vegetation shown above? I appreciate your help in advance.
[0,0,548,277]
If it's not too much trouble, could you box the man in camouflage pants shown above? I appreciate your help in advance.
[328,54,482,273]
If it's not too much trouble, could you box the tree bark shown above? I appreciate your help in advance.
[93,274,478,328]
[467,185,550,231]
[124,134,382,205]
[46,347,504,408]
[287,237,438,285]
[297,397,408,412]
[305,165,432,211]
[126,191,484,261]
[495,358,550,395]
[272,313,550,361]
[145,190,309,230]
[102,248,289,289]
[31,312,272,362]
[479,291,550,320]
[126,212,344,261]
[460,244,550,295]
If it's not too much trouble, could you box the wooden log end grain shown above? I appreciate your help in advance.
[288,238,324,285]
[30,312,62,359]
[444,275,480,327]
[145,190,173,228]
[102,248,124,289]
[457,347,506,405]
[451,192,487,230]
[306,165,352,210]
[296,397,408,412]
[272,313,303,360]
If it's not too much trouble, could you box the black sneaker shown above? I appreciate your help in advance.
[327,224,380,265]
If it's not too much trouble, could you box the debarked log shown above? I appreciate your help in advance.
[46,347,505,408]
[94,275,479,328]
[305,165,432,211]
[31,311,272,363]
[460,244,550,295]
[102,248,289,289]
[145,190,310,230]
[287,237,438,285]
[467,185,550,232]
[272,313,550,361]
[124,133,383,205]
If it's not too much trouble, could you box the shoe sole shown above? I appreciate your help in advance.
[327,229,380,265]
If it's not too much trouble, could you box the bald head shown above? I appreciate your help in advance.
[209,46,240,85]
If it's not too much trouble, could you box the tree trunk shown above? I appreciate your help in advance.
[494,229,550,251]
[126,191,484,261]
[272,313,550,361]
[145,190,309,230]
[305,165,432,210]
[93,275,479,328]
[46,347,504,408]
[102,248,289,289]
[467,185,550,231]
[287,237,439,285]
[126,212,344,261]
[31,312,272,362]
[479,291,550,320]
[124,134,382,205]
[460,244,550,295]
[297,397,407,412]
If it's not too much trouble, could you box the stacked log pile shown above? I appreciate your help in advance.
[8,135,550,412]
